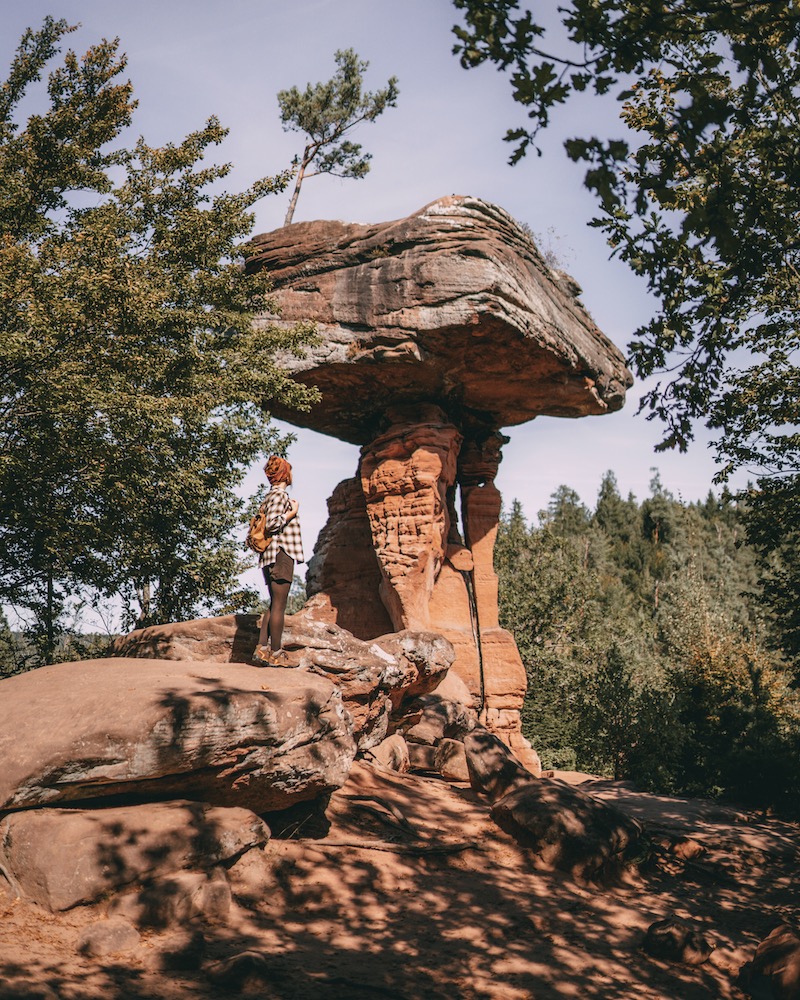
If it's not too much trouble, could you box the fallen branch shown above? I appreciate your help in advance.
[298,837,481,855]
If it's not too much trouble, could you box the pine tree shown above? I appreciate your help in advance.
[277,49,399,224]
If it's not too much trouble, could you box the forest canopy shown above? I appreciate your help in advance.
[495,473,800,814]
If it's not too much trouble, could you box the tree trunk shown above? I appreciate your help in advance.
[284,150,310,225]
[136,579,151,627]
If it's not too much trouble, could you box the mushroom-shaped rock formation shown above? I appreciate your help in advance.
[248,196,632,770]
[248,195,631,443]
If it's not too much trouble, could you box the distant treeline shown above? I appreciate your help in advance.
[496,471,800,815]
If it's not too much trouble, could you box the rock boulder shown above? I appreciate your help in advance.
[113,615,454,750]
[242,195,633,768]
[0,657,355,814]
[0,801,266,911]
[491,780,643,879]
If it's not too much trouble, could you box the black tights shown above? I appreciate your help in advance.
[258,566,292,651]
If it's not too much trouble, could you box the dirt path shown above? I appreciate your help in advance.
[1,764,797,999]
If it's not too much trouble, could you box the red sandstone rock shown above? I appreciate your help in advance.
[365,734,410,772]
[402,692,477,745]
[244,196,633,771]
[491,780,643,879]
[463,728,538,804]
[0,801,266,911]
[741,924,800,1000]
[77,918,142,957]
[359,407,462,632]
[0,657,355,814]
[304,477,393,639]
[642,917,714,966]
[110,870,232,930]
[113,613,453,750]
[246,196,632,444]
[435,738,471,782]
[305,427,537,767]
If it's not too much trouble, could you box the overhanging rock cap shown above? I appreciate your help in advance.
[246,195,633,445]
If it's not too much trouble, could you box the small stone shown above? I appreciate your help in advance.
[206,950,272,991]
[77,917,141,958]
[642,917,714,966]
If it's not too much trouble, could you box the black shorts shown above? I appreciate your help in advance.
[265,548,294,584]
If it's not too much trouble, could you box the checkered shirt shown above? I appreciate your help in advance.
[257,487,305,567]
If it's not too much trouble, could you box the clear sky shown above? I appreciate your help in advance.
[2,0,748,590]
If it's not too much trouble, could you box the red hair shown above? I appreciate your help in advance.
[264,455,292,486]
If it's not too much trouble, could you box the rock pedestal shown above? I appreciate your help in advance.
[247,195,633,770]
[304,406,536,768]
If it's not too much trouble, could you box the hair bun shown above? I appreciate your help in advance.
[264,455,292,485]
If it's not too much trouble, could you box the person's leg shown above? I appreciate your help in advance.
[256,566,273,649]
[267,577,291,653]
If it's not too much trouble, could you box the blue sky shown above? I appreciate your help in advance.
[2,0,747,582]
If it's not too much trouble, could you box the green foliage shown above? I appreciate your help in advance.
[0,611,26,678]
[742,477,800,665]
[0,19,318,664]
[658,569,799,810]
[496,471,800,813]
[453,2,800,668]
[277,48,399,224]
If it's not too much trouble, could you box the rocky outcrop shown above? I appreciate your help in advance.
[113,614,454,750]
[304,406,535,765]
[245,195,633,770]
[303,477,393,639]
[246,195,632,443]
[0,802,266,911]
[359,408,462,632]
[0,657,355,815]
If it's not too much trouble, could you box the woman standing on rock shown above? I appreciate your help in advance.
[252,455,304,666]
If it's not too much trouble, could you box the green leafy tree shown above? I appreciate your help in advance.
[496,473,800,809]
[495,498,610,769]
[277,48,399,225]
[0,19,317,662]
[741,480,800,668]
[452,2,800,666]
[0,610,26,678]
[658,567,800,811]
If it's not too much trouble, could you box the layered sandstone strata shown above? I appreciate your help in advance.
[246,194,631,443]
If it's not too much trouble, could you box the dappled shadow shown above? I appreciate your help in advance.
[1,760,799,998]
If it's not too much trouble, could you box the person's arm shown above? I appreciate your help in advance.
[285,498,300,523]
[262,492,288,534]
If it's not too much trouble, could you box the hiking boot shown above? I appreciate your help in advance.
[269,649,291,667]
[251,645,272,666]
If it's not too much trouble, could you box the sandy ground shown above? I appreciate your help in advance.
[1,762,798,999]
